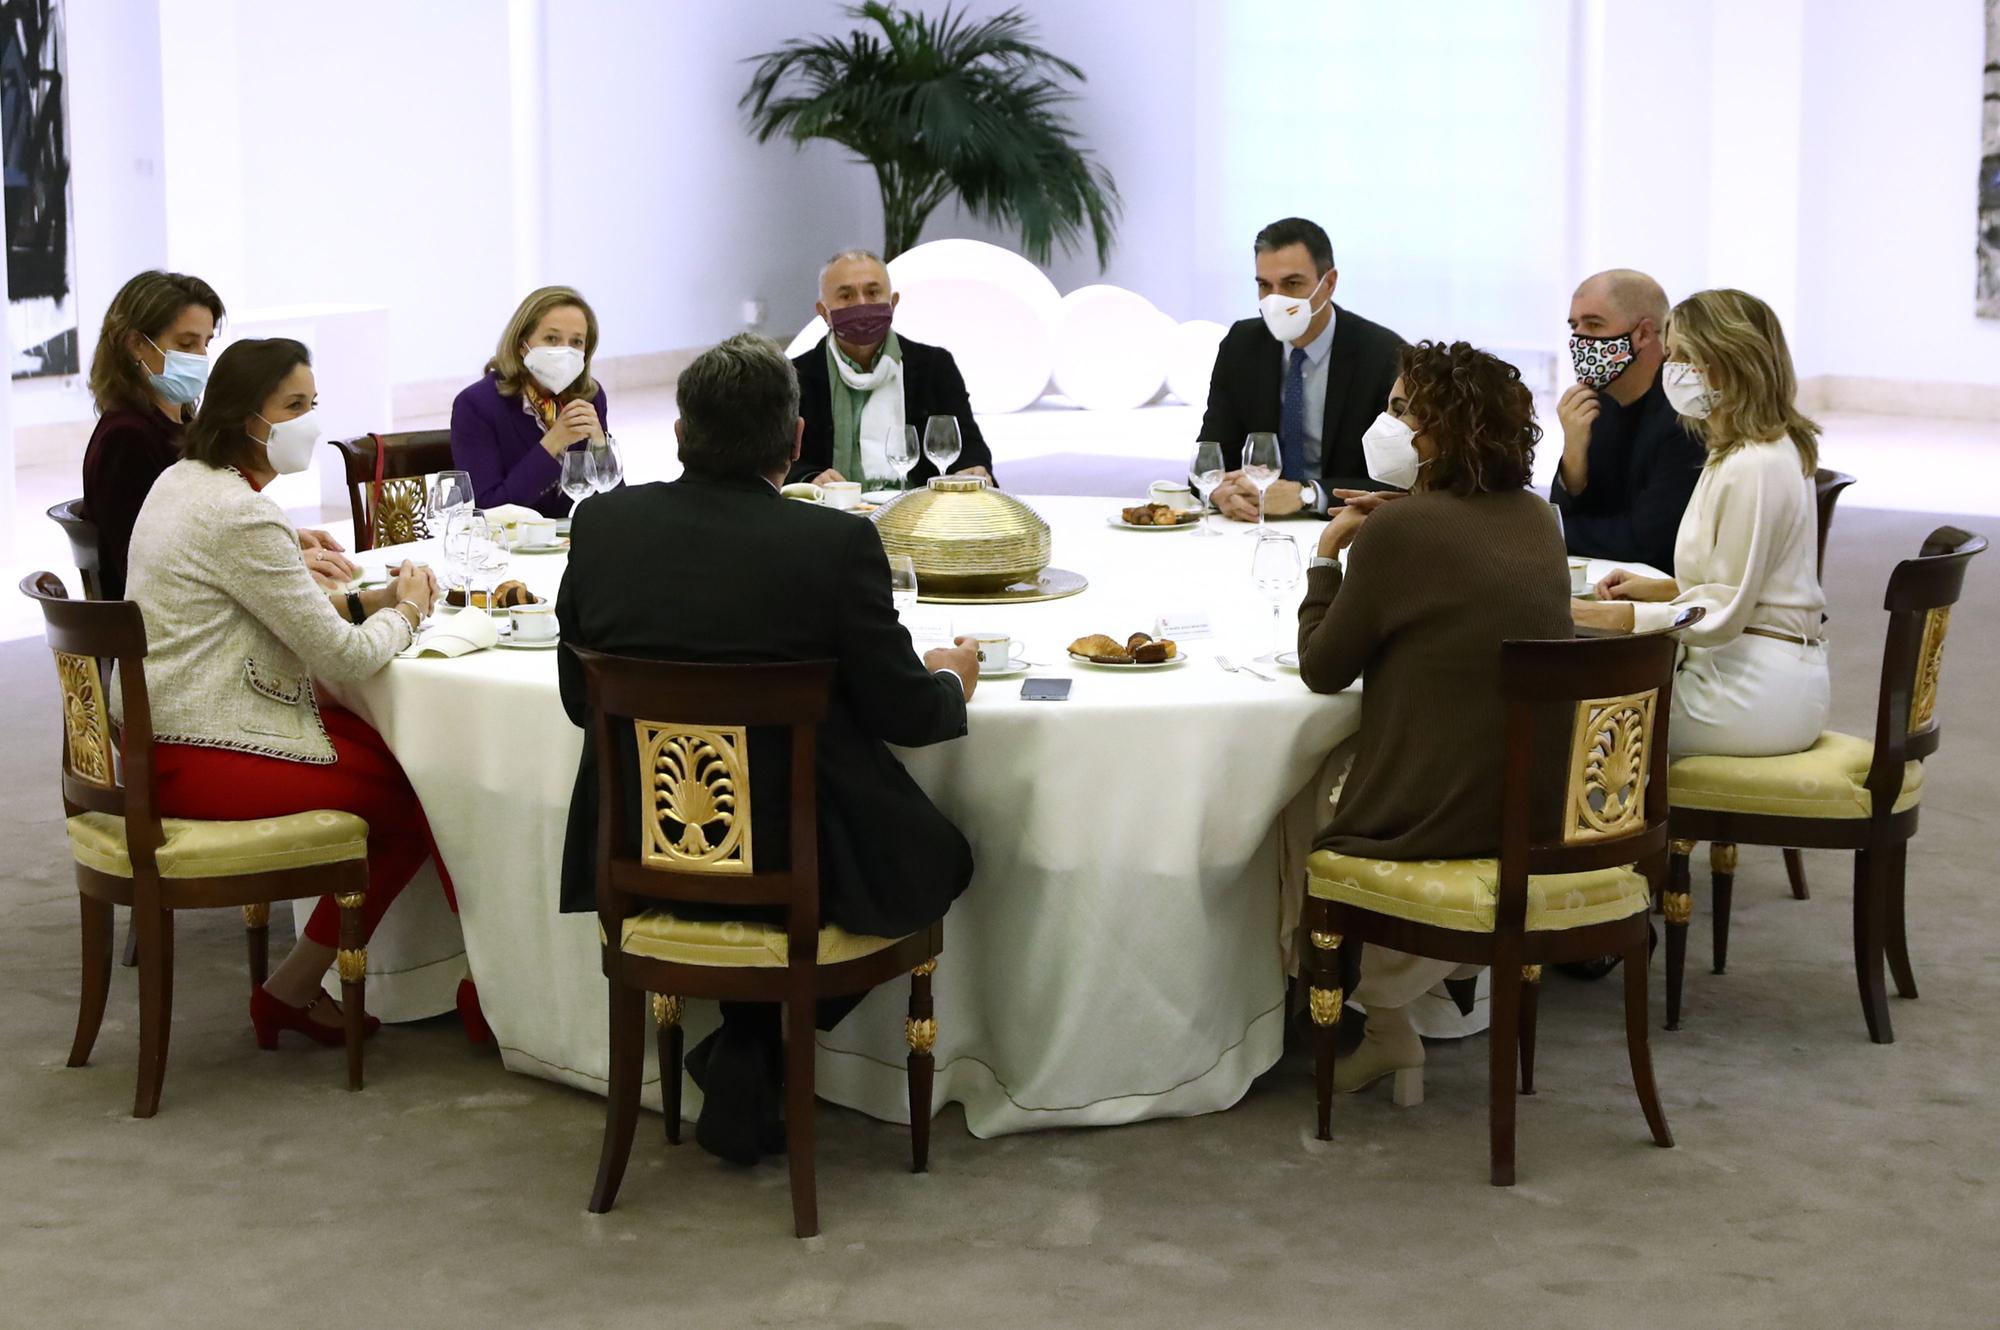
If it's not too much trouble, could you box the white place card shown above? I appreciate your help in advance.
[1155,610,1214,641]
[901,608,956,650]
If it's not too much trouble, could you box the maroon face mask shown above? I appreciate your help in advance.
[827,301,894,345]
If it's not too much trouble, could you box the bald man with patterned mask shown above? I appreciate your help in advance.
[1550,269,1706,571]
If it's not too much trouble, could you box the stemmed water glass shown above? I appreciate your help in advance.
[888,425,921,493]
[589,436,623,493]
[430,469,474,541]
[1242,433,1281,526]
[1250,529,1302,662]
[559,449,597,510]
[443,510,495,604]
[924,415,962,480]
[889,554,919,613]
[1191,440,1225,537]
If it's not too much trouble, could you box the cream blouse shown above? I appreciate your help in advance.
[1630,436,1824,647]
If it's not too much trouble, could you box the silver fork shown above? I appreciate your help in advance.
[1216,654,1274,682]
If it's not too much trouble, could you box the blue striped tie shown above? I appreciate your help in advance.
[1279,346,1308,482]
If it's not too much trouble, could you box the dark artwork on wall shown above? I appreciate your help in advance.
[0,0,74,376]
[1982,0,1999,318]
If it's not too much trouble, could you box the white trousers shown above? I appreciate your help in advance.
[1355,947,1484,1011]
[1669,633,1830,758]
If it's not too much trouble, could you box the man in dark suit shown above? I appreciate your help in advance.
[1203,217,1406,520]
[1551,268,1705,571]
[556,332,981,1164]
[788,249,996,489]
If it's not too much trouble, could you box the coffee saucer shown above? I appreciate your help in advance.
[979,656,1033,679]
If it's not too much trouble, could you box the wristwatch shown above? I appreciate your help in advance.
[1298,479,1321,512]
[345,591,366,623]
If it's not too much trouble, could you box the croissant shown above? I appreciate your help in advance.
[1069,633,1124,658]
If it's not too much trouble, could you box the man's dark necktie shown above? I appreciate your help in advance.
[1279,346,1308,482]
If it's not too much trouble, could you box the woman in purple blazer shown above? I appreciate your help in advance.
[451,285,610,517]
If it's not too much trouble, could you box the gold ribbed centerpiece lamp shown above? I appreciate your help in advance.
[870,477,1054,594]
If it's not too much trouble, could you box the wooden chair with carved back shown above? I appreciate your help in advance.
[46,499,148,970]
[1303,612,1697,1185]
[1662,525,1984,1042]
[571,649,943,1238]
[21,572,377,1117]
[328,430,457,551]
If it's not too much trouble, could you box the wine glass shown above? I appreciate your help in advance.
[1250,529,1302,662]
[1190,440,1225,538]
[443,510,493,603]
[1242,433,1281,526]
[1548,498,1566,547]
[924,415,962,478]
[430,469,474,539]
[559,449,597,510]
[589,436,623,493]
[889,554,919,614]
[888,425,921,494]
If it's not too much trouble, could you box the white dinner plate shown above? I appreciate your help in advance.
[1066,651,1189,671]
[1274,650,1301,672]
[1106,514,1203,531]
[979,656,1034,679]
[862,488,903,504]
[513,540,569,555]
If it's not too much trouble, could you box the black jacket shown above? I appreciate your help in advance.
[554,473,973,937]
[1196,306,1405,491]
[1549,372,1706,571]
[787,334,996,487]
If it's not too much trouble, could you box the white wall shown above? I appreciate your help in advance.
[1796,0,2000,386]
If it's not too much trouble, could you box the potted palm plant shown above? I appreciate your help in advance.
[741,2,1121,266]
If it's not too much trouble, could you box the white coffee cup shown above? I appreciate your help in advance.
[1148,480,1199,511]
[1568,557,1592,596]
[511,601,558,642]
[823,480,863,510]
[970,632,1022,671]
[518,518,559,549]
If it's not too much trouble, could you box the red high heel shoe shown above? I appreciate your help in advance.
[457,978,493,1046]
[250,986,380,1050]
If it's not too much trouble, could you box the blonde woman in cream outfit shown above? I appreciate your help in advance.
[1572,288,1830,756]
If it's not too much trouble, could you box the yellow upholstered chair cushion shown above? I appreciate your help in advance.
[66,810,369,879]
[618,911,904,968]
[1307,850,1651,934]
[1668,731,1922,820]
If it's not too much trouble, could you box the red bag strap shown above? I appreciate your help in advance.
[371,432,387,488]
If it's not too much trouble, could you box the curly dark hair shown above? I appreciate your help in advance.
[1397,340,1540,496]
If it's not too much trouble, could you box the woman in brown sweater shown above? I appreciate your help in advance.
[1297,339,1571,1095]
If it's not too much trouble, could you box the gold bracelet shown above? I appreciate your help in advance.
[396,600,423,631]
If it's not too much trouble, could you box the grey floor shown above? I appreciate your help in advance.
[3,501,1996,1329]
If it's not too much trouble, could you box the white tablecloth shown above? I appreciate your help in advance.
[321,495,1656,1137]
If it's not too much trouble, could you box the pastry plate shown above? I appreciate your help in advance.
[1106,514,1202,531]
[1066,651,1189,671]
[513,539,569,554]
[1274,650,1301,672]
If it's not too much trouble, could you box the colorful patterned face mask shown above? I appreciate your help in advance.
[1569,330,1636,389]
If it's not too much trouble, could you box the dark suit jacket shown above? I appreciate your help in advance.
[554,472,973,938]
[787,335,996,487]
[1549,372,1706,571]
[1197,306,1405,492]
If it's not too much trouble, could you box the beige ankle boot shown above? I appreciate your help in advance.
[1334,1002,1424,1106]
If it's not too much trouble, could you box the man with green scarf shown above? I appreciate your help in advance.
[788,249,996,490]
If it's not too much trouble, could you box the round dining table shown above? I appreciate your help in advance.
[315,493,1650,1137]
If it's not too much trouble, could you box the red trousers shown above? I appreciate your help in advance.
[154,706,455,947]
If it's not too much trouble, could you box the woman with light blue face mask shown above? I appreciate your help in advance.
[81,270,226,600]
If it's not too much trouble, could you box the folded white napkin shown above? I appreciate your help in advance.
[403,608,500,658]
[779,483,824,503]
[484,503,543,528]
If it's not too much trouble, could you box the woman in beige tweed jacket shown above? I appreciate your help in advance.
[122,338,457,1048]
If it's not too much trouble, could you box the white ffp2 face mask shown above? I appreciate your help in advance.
[254,410,321,475]
[523,345,585,394]
[1258,272,1331,343]
[1661,361,1716,419]
[1361,411,1421,489]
